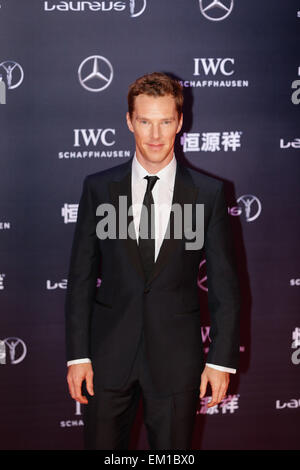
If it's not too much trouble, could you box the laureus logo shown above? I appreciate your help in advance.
[197,259,208,292]
[0,338,27,365]
[0,60,24,104]
[43,1,147,17]
[237,195,262,222]
[129,0,146,17]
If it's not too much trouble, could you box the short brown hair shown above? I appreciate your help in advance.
[127,72,183,118]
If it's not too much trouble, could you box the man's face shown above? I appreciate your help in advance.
[126,94,183,170]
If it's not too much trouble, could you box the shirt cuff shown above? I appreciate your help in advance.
[206,363,236,374]
[67,358,91,367]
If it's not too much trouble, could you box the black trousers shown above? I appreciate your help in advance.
[83,331,199,450]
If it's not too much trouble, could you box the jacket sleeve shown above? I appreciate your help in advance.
[204,182,241,370]
[65,176,100,361]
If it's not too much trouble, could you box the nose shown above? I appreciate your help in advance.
[151,123,161,140]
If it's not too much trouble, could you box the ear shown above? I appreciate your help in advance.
[176,113,183,134]
[126,112,134,133]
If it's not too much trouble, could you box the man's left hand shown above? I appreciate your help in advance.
[199,366,230,408]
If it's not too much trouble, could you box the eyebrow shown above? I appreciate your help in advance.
[136,116,175,121]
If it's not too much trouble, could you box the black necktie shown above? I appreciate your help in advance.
[138,175,159,281]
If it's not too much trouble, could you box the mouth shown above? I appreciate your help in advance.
[147,143,164,149]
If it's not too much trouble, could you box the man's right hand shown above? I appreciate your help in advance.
[67,363,94,404]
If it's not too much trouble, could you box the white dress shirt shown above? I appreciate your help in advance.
[67,153,236,374]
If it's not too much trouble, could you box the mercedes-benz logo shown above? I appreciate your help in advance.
[0,61,24,89]
[199,0,234,22]
[237,195,262,222]
[130,0,147,18]
[78,55,113,92]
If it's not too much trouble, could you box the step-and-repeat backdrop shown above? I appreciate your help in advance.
[0,0,299,450]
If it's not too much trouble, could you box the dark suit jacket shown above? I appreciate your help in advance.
[65,156,240,396]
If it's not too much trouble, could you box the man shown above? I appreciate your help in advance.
[65,72,240,450]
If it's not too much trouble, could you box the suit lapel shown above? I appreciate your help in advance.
[147,160,199,285]
[108,160,145,281]
[108,157,199,284]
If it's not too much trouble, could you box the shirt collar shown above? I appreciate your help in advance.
[132,152,177,190]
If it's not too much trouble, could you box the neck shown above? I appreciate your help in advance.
[135,151,174,174]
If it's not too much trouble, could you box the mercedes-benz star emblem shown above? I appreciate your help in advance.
[199,0,234,21]
[78,55,113,92]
